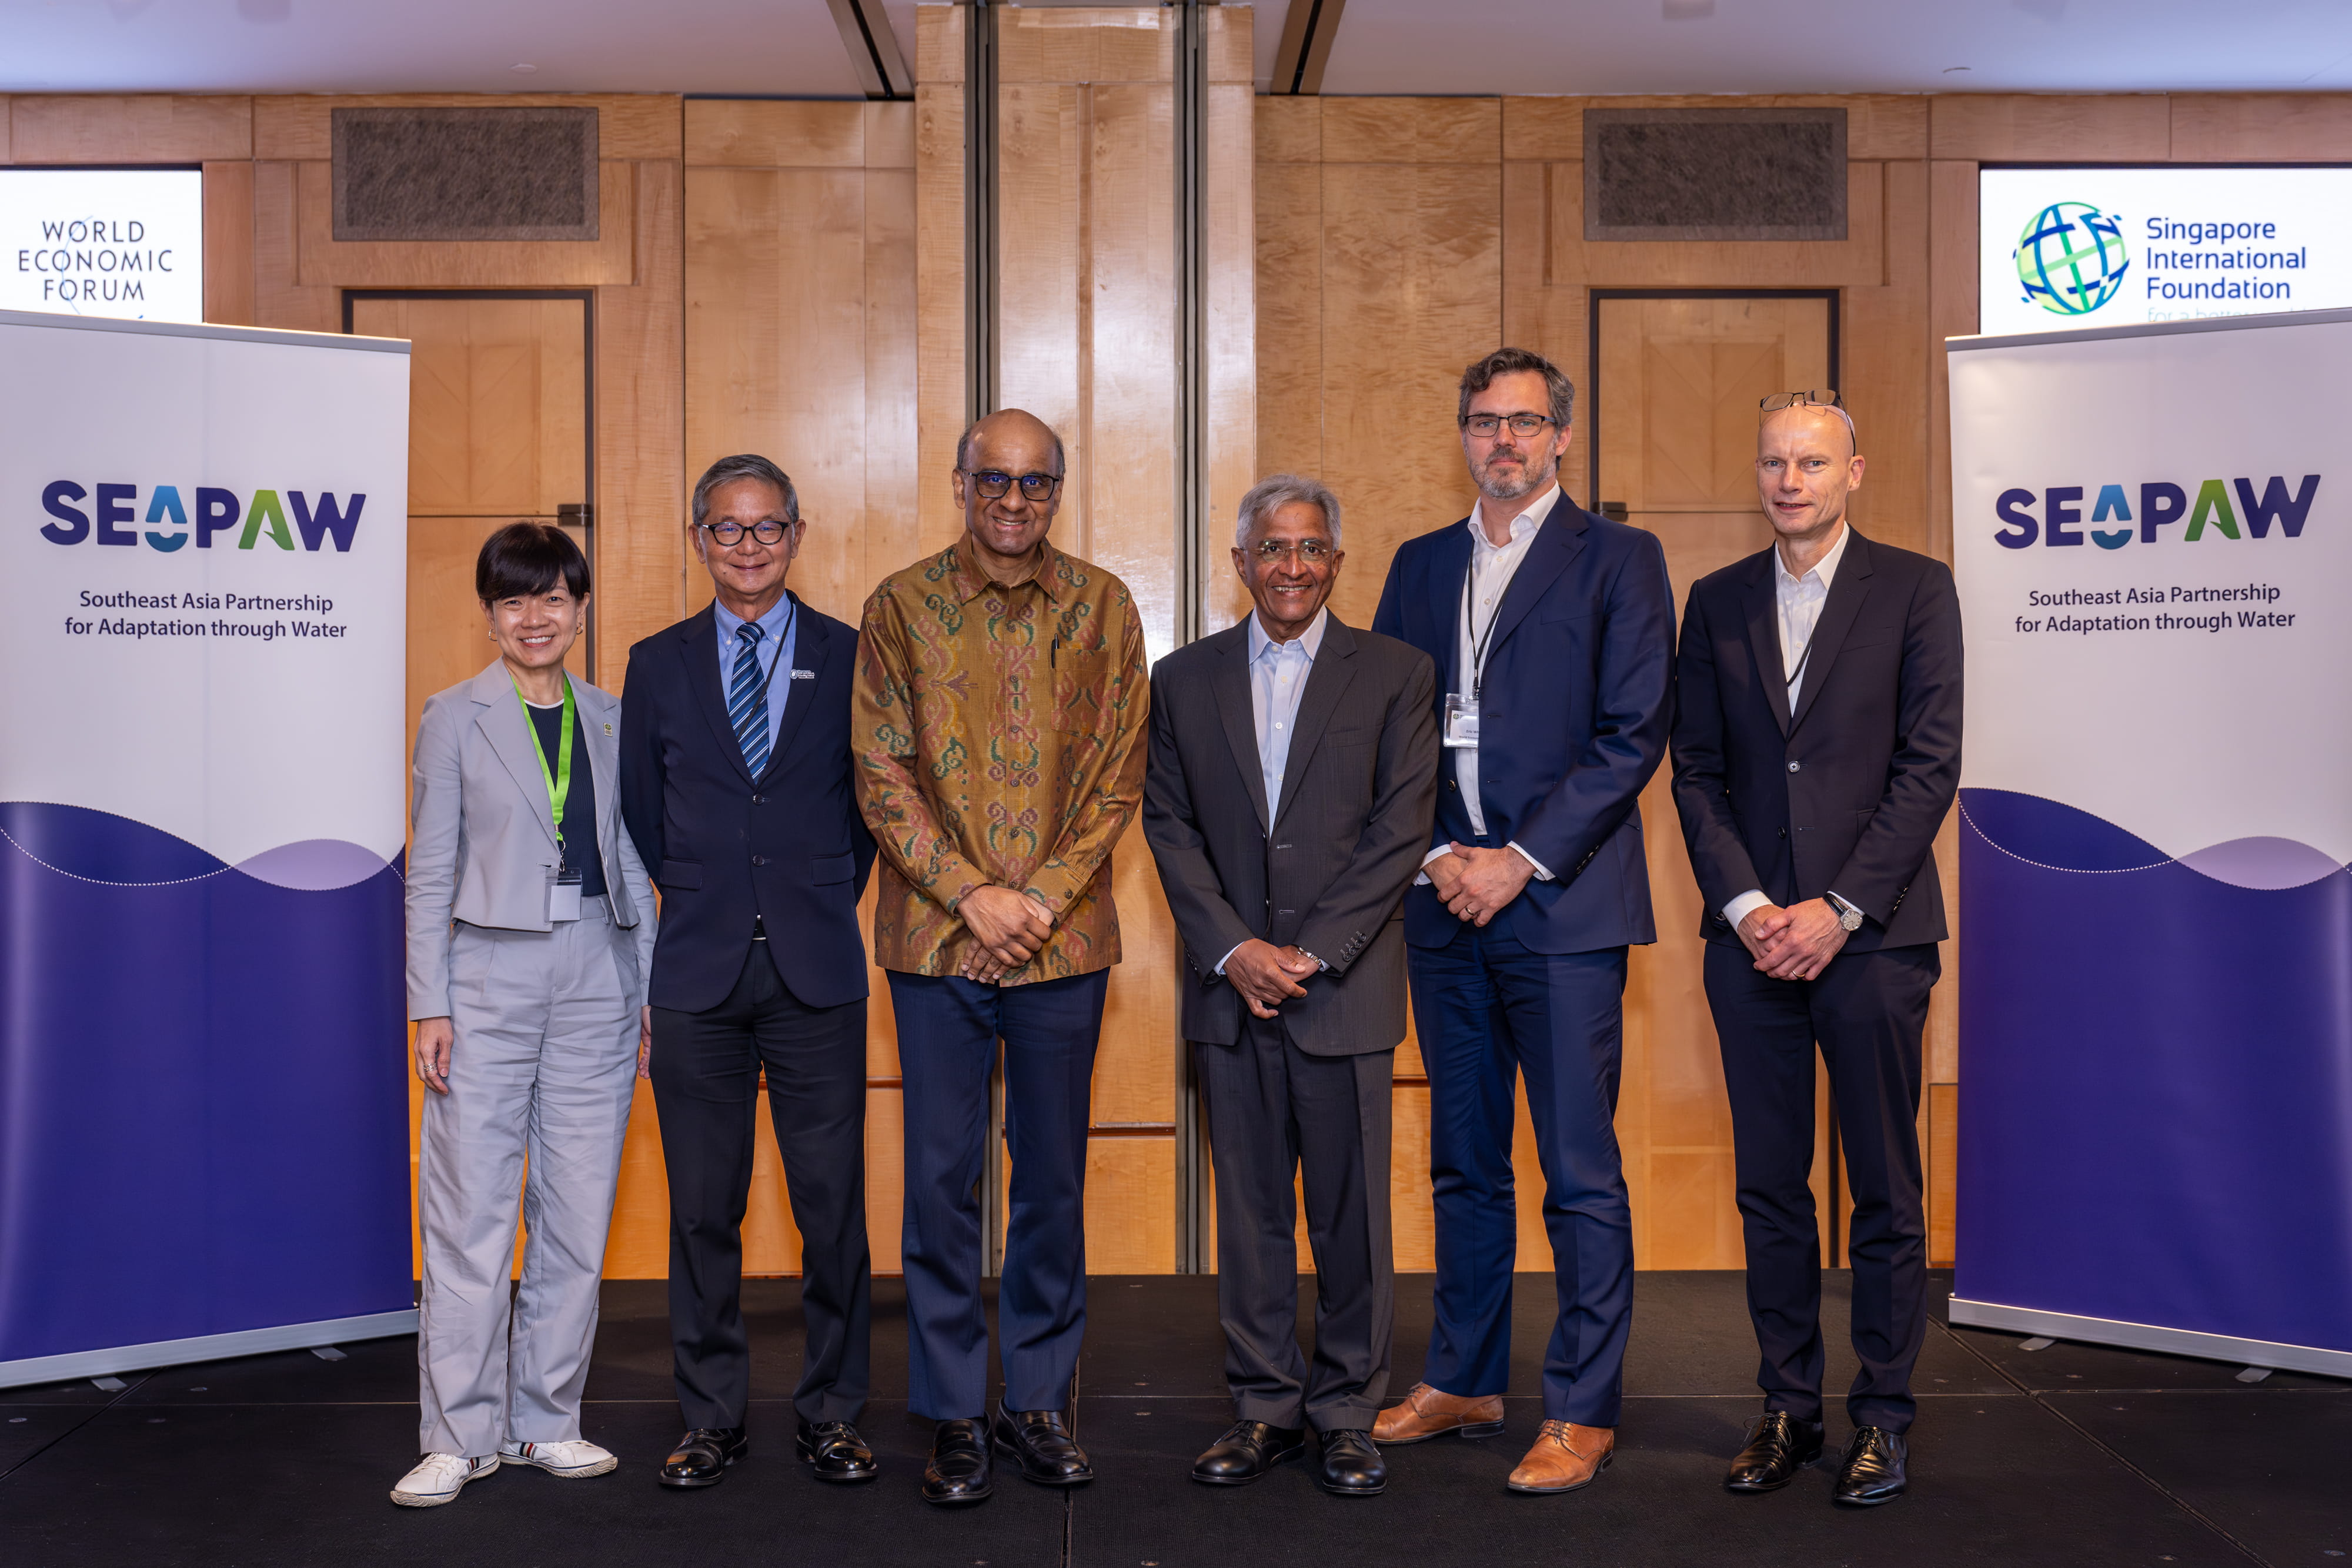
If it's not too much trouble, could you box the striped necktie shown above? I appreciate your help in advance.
[728,623,771,777]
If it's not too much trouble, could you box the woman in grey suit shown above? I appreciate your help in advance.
[393,523,658,1508]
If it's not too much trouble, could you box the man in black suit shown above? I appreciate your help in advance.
[1143,474,1438,1499]
[1369,349,1675,1497]
[1670,394,1962,1507]
[619,453,879,1492]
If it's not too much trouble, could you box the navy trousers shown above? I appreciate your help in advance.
[1704,940,1936,1433]
[1408,925,1633,1426]
[890,968,1108,1420]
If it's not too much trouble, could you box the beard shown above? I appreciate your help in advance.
[1471,448,1555,501]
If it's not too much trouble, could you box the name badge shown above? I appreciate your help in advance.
[1442,691,1480,749]
[550,860,583,923]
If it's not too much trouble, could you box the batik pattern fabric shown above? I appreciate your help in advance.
[854,534,1149,984]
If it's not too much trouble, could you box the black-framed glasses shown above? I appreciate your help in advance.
[1459,412,1556,439]
[1760,389,1842,412]
[1250,538,1335,566]
[697,519,793,546]
[964,469,1063,502]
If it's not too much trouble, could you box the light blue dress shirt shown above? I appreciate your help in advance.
[1216,607,1328,977]
[711,592,802,757]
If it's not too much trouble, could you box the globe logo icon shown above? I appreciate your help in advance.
[2014,202,2130,316]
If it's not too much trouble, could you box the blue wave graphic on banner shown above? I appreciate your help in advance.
[0,803,411,1364]
[1958,788,2352,1354]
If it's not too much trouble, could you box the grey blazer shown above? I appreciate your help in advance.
[405,661,657,1019]
[1142,614,1439,1056]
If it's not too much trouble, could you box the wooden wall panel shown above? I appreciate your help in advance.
[916,6,971,557]
[201,161,255,327]
[1201,12,1260,636]
[2171,93,2352,161]
[1929,93,2171,163]
[9,94,252,162]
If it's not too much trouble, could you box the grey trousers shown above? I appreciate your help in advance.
[1198,1015,1395,1433]
[417,900,640,1458]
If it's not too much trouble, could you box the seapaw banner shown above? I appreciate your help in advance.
[0,310,413,1386]
[1948,307,2352,1376]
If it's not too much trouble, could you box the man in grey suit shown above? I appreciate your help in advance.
[1142,474,1439,1499]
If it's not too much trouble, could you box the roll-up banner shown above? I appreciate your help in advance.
[0,310,413,1387]
[1948,307,2352,1377]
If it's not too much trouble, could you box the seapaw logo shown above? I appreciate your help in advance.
[38,482,366,553]
[2014,202,2130,316]
[1993,475,2320,550]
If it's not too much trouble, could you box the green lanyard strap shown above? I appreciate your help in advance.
[514,676,577,856]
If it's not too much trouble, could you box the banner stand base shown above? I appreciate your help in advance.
[0,1309,417,1391]
[1949,1297,2352,1379]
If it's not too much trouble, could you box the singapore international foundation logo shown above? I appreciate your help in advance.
[2014,202,2130,316]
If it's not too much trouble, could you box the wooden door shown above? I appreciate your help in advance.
[1593,294,1852,1268]
[353,293,592,1278]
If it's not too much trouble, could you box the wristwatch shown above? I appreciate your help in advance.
[1824,892,1865,932]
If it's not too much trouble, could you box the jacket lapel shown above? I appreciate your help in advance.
[760,597,825,781]
[1482,502,1589,667]
[1743,553,1793,737]
[1210,623,1271,834]
[577,683,622,877]
[1271,617,1361,833]
[468,662,561,851]
[1788,530,1875,734]
[681,606,756,788]
[1429,521,1474,690]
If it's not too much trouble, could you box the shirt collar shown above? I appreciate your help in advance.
[1247,606,1328,665]
[947,531,1064,606]
[1470,483,1562,553]
[712,591,797,644]
[1775,520,1852,591]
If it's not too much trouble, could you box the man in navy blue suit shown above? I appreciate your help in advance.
[1370,349,1674,1496]
[619,454,879,1493]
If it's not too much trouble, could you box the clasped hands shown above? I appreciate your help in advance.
[1225,939,1321,1019]
[1426,841,1532,927]
[1736,898,1850,982]
[958,882,1057,984]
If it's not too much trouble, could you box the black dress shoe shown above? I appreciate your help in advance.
[796,1420,879,1483]
[1724,1410,1825,1493]
[1832,1426,1908,1507]
[1191,1420,1308,1486]
[991,1402,1094,1487]
[657,1427,747,1489]
[923,1418,994,1506]
[1315,1429,1386,1496]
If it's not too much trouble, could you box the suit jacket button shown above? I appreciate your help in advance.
[1778,827,1787,838]
[753,794,764,804]
[751,855,767,867]
[1788,760,1801,773]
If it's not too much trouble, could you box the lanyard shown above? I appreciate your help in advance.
[515,675,577,854]
[1459,551,1508,697]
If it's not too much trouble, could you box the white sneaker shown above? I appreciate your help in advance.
[391,1452,499,1507]
[499,1438,619,1478]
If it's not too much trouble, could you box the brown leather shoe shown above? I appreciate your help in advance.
[1370,1383,1506,1446]
[1505,1420,1615,1494]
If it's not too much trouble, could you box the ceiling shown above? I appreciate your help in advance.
[5,0,2351,97]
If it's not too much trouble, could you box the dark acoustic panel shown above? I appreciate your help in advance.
[332,106,599,242]
[1583,108,1846,243]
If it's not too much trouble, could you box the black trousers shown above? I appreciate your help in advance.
[650,944,871,1429]
[1197,1014,1395,1434]
[1703,940,1937,1434]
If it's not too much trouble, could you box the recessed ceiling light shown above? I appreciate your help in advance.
[1943,65,1973,73]
[510,63,539,74]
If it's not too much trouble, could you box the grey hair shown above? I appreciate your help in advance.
[1458,346,1575,429]
[956,417,1067,477]
[691,453,800,529]
[1235,473,1342,549]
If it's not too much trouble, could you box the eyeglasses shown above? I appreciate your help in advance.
[1459,412,1556,439]
[964,469,1063,502]
[1759,390,1843,412]
[697,519,793,546]
[1249,538,1335,566]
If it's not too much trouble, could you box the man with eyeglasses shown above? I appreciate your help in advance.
[1141,474,1437,1497]
[852,409,1150,1506]
[619,453,880,1491]
[1369,347,1674,1497]
[1670,393,1960,1507]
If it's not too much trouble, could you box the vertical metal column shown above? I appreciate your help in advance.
[1171,0,1211,1275]
[968,0,1007,1277]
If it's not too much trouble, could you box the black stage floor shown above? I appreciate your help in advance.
[4,1272,2346,1567]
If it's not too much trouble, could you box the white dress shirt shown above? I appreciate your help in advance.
[1723,522,1855,932]
[1418,484,1559,885]
[1216,608,1329,975]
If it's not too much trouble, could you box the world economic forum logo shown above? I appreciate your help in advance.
[2014,202,2130,316]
